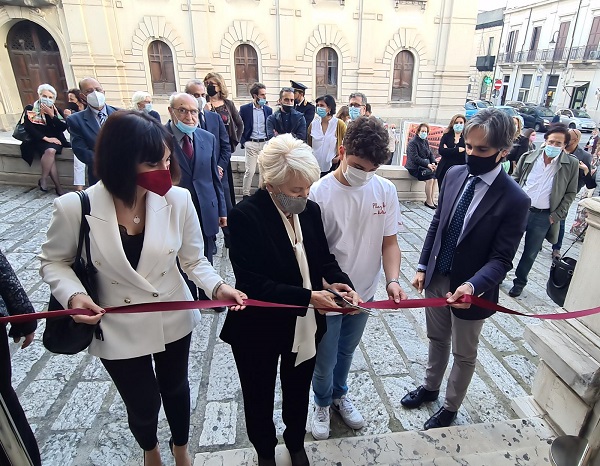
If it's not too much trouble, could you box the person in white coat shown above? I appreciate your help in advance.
[39,111,246,466]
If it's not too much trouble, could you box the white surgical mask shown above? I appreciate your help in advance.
[196,96,207,110]
[86,91,106,109]
[343,163,375,187]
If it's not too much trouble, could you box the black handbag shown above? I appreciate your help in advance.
[43,191,103,354]
[12,108,31,143]
[419,167,434,178]
[546,227,587,307]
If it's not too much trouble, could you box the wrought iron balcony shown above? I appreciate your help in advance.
[497,47,574,64]
[476,55,495,72]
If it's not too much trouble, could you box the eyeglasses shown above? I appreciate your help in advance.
[172,107,198,116]
[349,103,365,108]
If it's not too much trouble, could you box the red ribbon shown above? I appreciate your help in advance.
[0,295,599,325]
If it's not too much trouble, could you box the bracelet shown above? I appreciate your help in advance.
[67,292,88,309]
[417,268,426,274]
[212,280,226,299]
[386,278,400,289]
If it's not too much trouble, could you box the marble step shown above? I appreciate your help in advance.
[193,417,555,466]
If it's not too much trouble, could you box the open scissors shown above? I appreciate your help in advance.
[325,288,375,316]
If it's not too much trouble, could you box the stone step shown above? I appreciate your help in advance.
[193,417,555,466]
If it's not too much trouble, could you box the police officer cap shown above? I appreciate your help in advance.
[290,80,308,92]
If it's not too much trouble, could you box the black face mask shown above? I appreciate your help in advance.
[206,84,218,97]
[281,104,294,113]
[466,151,501,176]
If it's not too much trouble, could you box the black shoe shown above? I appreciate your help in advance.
[242,195,250,200]
[423,407,457,430]
[258,457,276,466]
[508,285,523,297]
[212,306,227,313]
[424,201,436,209]
[289,448,310,466]
[400,385,439,409]
[169,437,174,457]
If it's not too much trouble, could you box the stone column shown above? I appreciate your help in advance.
[523,197,600,463]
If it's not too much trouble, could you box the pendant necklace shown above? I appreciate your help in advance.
[133,215,141,224]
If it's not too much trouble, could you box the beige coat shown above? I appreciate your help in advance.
[39,183,223,360]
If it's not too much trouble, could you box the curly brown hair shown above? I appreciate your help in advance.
[343,116,390,165]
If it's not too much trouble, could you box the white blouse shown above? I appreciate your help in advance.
[311,116,339,172]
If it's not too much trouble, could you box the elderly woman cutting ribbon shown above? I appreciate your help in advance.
[221,134,360,466]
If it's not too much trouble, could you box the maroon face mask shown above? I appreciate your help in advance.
[136,169,172,196]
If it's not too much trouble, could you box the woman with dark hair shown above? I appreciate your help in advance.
[20,83,69,195]
[307,95,346,176]
[405,123,437,208]
[39,111,246,466]
[204,72,244,153]
[436,114,466,188]
[506,117,529,174]
[522,128,537,151]
[66,88,86,114]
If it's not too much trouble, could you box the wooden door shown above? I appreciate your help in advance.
[316,47,338,98]
[7,20,67,109]
[554,21,570,61]
[234,44,259,97]
[585,16,600,59]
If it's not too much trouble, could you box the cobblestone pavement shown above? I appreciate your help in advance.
[1,183,584,466]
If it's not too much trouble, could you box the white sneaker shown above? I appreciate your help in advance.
[332,395,365,429]
[311,405,330,440]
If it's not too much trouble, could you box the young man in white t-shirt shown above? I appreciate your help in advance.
[309,115,406,440]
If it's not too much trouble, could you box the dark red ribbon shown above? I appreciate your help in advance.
[0,295,599,325]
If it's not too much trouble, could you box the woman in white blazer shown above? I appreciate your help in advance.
[39,111,246,466]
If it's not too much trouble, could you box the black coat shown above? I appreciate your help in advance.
[437,131,466,183]
[266,109,307,142]
[405,135,435,171]
[20,105,69,166]
[220,189,353,351]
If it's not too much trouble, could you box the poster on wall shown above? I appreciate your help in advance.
[400,121,447,166]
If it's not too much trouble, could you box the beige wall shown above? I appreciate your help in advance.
[0,0,478,130]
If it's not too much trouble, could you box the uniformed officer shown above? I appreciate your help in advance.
[291,80,316,127]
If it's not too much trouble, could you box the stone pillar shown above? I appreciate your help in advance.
[524,197,600,463]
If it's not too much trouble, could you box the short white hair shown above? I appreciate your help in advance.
[132,91,151,106]
[258,134,320,189]
[37,83,57,98]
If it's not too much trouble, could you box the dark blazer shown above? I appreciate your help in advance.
[239,102,273,147]
[419,165,530,320]
[66,105,119,185]
[405,136,436,171]
[437,131,466,183]
[202,110,231,172]
[266,109,307,142]
[0,250,36,339]
[166,122,226,238]
[148,110,161,123]
[220,189,353,350]
[507,135,530,163]
[21,105,69,166]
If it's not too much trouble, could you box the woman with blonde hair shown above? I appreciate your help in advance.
[203,72,243,153]
[221,134,359,466]
[506,116,529,174]
[436,114,466,187]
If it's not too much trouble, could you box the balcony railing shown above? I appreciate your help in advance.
[476,55,495,72]
[498,46,600,64]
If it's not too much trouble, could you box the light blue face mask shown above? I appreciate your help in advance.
[349,107,361,120]
[257,98,267,107]
[175,119,196,136]
[419,131,428,140]
[143,103,153,113]
[316,107,328,118]
[544,145,562,158]
[453,123,464,133]
[40,97,54,107]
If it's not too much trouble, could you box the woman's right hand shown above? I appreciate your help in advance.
[70,294,105,325]
[310,290,340,315]
[44,136,62,145]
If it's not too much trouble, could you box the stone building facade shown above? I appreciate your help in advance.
[0,0,478,131]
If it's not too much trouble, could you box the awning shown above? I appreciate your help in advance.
[569,81,590,87]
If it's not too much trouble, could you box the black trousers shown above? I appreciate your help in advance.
[232,345,315,459]
[101,332,192,451]
[0,328,41,466]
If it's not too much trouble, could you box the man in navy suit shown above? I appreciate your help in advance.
[66,77,119,185]
[166,93,226,268]
[400,109,530,430]
[239,82,273,198]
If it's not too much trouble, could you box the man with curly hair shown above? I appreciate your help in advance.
[309,116,406,439]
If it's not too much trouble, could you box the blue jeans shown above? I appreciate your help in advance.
[552,219,565,251]
[514,211,552,288]
[312,310,370,407]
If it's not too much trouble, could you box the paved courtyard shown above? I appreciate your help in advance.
[0,183,584,466]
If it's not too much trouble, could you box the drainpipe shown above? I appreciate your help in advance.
[562,0,584,103]
[275,0,281,81]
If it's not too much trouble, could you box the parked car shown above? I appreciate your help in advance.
[518,106,555,132]
[556,108,597,132]
[464,100,490,119]
[506,101,538,109]
[494,105,524,127]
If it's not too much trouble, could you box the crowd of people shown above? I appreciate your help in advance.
[2,75,598,466]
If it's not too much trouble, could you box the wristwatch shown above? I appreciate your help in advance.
[417,268,426,273]
[386,278,400,288]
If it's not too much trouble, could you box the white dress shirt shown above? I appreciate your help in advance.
[251,105,267,139]
[522,153,561,209]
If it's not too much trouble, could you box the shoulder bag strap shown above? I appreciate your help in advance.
[18,108,27,125]
[74,191,87,262]
[562,225,588,257]
[78,191,93,266]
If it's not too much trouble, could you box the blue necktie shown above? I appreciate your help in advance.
[98,111,107,127]
[436,176,481,275]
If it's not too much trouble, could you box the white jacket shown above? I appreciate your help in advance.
[39,182,223,360]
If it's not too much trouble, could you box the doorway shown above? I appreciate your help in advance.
[569,83,589,109]
[7,20,68,109]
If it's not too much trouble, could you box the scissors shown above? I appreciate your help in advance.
[325,288,375,316]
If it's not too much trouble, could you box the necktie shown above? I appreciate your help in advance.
[182,135,193,160]
[98,111,106,127]
[200,112,206,130]
[436,176,481,275]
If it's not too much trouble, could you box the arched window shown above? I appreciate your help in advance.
[148,40,176,95]
[316,47,338,98]
[234,44,259,97]
[392,51,415,101]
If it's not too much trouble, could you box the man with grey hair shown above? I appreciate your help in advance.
[401,108,530,430]
[348,92,368,121]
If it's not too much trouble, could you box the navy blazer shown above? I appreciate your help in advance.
[66,105,119,185]
[202,110,231,171]
[419,165,530,320]
[266,109,307,142]
[166,122,226,238]
[239,102,273,147]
